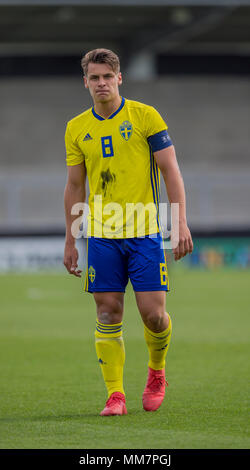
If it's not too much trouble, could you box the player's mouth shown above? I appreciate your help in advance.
[96,90,109,94]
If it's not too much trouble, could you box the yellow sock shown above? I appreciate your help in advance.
[95,320,125,398]
[144,313,172,370]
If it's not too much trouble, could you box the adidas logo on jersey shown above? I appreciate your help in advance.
[83,133,93,141]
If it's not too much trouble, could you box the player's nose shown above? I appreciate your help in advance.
[98,76,106,86]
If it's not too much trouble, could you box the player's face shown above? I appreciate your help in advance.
[84,63,122,104]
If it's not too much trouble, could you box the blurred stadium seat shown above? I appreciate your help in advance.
[0,0,249,270]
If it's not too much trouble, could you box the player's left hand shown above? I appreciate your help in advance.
[172,221,193,261]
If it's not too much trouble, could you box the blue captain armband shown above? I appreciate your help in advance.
[147,129,173,152]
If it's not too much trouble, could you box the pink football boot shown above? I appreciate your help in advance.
[143,367,168,411]
[100,392,127,416]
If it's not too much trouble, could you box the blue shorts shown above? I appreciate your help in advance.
[84,233,169,293]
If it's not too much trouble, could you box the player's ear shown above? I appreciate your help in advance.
[118,72,122,86]
[84,75,88,89]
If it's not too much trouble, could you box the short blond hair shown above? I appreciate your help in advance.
[81,48,120,76]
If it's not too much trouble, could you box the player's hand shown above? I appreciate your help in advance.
[64,242,82,277]
[172,221,193,261]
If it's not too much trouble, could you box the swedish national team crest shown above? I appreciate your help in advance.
[119,121,133,141]
[88,265,96,283]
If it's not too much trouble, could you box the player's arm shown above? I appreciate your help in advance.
[154,145,193,261]
[64,162,86,277]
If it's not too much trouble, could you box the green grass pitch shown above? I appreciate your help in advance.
[0,267,249,449]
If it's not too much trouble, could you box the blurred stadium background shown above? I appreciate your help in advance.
[0,0,249,272]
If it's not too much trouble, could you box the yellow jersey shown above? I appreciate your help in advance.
[65,97,172,238]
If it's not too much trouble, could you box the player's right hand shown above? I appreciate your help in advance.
[63,243,82,278]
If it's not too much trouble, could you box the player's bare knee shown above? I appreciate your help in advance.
[143,310,166,332]
[96,299,123,324]
[98,310,123,324]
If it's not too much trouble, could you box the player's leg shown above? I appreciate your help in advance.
[135,290,172,412]
[127,234,172,411]
[135,290,172,370]
[94,292,127,416]
[84,237,128,415]
[94,292,125,391]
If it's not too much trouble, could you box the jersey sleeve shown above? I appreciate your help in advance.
[145,106,168,136]
[65,123,84,166]
[145,106,173,152]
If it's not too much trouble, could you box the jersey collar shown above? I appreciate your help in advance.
[92,96,125,121]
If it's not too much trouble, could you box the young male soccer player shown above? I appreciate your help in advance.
[64,48,193,416]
